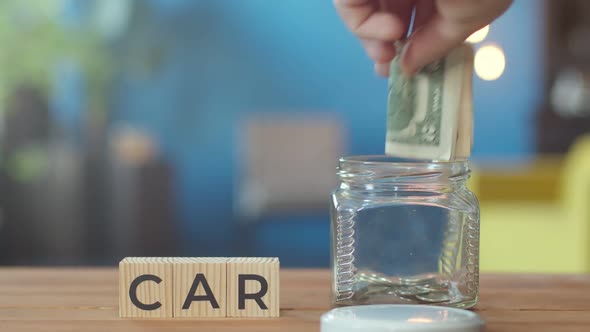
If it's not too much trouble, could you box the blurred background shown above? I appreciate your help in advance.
[0,0,588,272]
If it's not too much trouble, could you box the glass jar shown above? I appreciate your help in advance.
[330,156,479,308]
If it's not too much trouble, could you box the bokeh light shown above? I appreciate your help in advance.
[474,44,506,81]
[466,25,490,43]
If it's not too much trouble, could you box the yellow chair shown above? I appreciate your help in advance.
[478,134,590,273]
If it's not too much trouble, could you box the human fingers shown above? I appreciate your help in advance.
[401,0,512,75]
[342,0,414,76]
[374,62,391,77]
[380,0,415,38]
[334,0,406,40]
[412,0,435,31]
[400,14,471,75]
[361,38,397,64]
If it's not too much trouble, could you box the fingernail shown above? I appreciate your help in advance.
[407,66,421,76]
[399,41,420,76]
[374,62,390,78]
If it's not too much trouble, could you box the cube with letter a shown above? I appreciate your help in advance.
[119,257,174,318]
[227,257,280,318]
[173,257,227,318]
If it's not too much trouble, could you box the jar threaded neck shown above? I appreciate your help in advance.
[337,156,470,191]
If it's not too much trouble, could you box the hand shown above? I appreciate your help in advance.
[334,0,512,76]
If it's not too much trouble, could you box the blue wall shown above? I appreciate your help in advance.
[109,0,544,265]
[471,0,544,159]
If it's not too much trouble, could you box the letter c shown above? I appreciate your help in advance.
[129,274,162,311]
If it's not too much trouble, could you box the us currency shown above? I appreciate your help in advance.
[386,44,474,161]
[354,271,454,304]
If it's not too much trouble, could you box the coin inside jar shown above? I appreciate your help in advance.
[400,275,438,286]
[357,271,399,286]
[418,281,450,293]
[395,285,431,296]
[416,291,452,303]
[351,270,457,305]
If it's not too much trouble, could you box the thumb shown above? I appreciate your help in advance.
[400,16,473,75]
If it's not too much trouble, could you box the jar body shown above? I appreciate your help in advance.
[330,158,480,308]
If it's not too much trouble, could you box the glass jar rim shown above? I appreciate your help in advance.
[339,155,468,167]
[337,155,470,183]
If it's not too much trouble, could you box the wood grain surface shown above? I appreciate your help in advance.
[227,257,280,318]
[0,268,589,331]
[119,257,174,318]
[173,257,227,318]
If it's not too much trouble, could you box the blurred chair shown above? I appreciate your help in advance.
[0,86,85,265]
[106,126,180,261]
[234,113,345,266]
[235,114,345,220]
[480,134,590,273]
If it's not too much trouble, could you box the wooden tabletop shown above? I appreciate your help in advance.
[0,268,589,331]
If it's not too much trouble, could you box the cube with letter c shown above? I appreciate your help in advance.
[119,257,174,318]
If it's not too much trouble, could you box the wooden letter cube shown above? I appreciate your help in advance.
[173,257,227,318]
[227,257,280,318]
[119,257,174,318]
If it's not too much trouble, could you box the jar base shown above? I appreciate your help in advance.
[333,296,479,309]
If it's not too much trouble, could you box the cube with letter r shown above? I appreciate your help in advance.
[227,257,280,318]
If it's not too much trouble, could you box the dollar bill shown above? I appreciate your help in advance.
[386,44,474,161]
[454,46,475,160]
